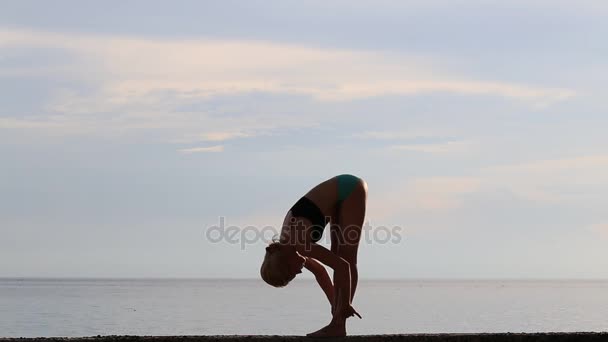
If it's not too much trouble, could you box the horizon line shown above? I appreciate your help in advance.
[2,277,608,282]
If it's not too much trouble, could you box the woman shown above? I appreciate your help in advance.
[260,174,367,337]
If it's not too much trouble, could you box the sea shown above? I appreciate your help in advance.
[1,278,607,337]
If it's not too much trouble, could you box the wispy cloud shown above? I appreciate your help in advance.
[199,131,250,142]
[486,155,608,174]
[405,176,482,210]
[370,154,608,222]
[170,131,254,144]
[391,141,472,153]
[369,176,482,222]
[354,129,448,140]
[482,155,608,202]
[589,223,608,239]
[355,129,473,154]
[177,145,224,154]
[0,117,69,129]
[5,28,572,104]
[0,28,577,140]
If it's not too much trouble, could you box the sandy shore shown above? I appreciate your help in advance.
[2,334,608,342]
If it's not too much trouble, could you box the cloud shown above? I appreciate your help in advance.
[199,131,251,142]
[589,223,608,239]
[468,154,608,204]
[0,28,577,140]
[7,28,568,104]
[169,130,254,144]
[369,176,482,223]
[354,129,453,140]
[391,141,472,153]
[482,155,608,203]
[177,145,224,154]
[369,154,608,223]
[0,117,67,129]
[400,177,482,212]
[486,155,608,174]
[354,129,473,154]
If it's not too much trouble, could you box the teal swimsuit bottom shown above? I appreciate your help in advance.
[337,174,361,205]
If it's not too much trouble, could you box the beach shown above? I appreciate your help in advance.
[2,333,608,342]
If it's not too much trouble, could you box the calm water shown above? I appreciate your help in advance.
[1,278,607,337]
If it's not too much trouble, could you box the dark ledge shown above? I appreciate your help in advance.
[2,334,608,342]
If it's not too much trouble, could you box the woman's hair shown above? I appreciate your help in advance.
[260,242,296,287]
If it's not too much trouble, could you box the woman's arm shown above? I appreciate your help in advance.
[304,257,334,307]
[298,243,351,320]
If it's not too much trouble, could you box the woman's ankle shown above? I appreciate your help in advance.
[330,316,346,326]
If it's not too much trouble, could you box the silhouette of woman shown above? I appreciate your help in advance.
[260,174,367,337]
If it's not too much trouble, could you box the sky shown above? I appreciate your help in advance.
[1,0,607,279]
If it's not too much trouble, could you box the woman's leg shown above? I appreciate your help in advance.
[307,179,367,337]
[329,218,340,312]
[336,179,367,302]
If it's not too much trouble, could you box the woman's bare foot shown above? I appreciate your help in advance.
[306,321,346,337]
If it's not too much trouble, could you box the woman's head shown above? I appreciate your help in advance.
[260,242,305,287]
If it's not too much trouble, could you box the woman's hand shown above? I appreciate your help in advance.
[332,303,362,319]
[345,305,362,319]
